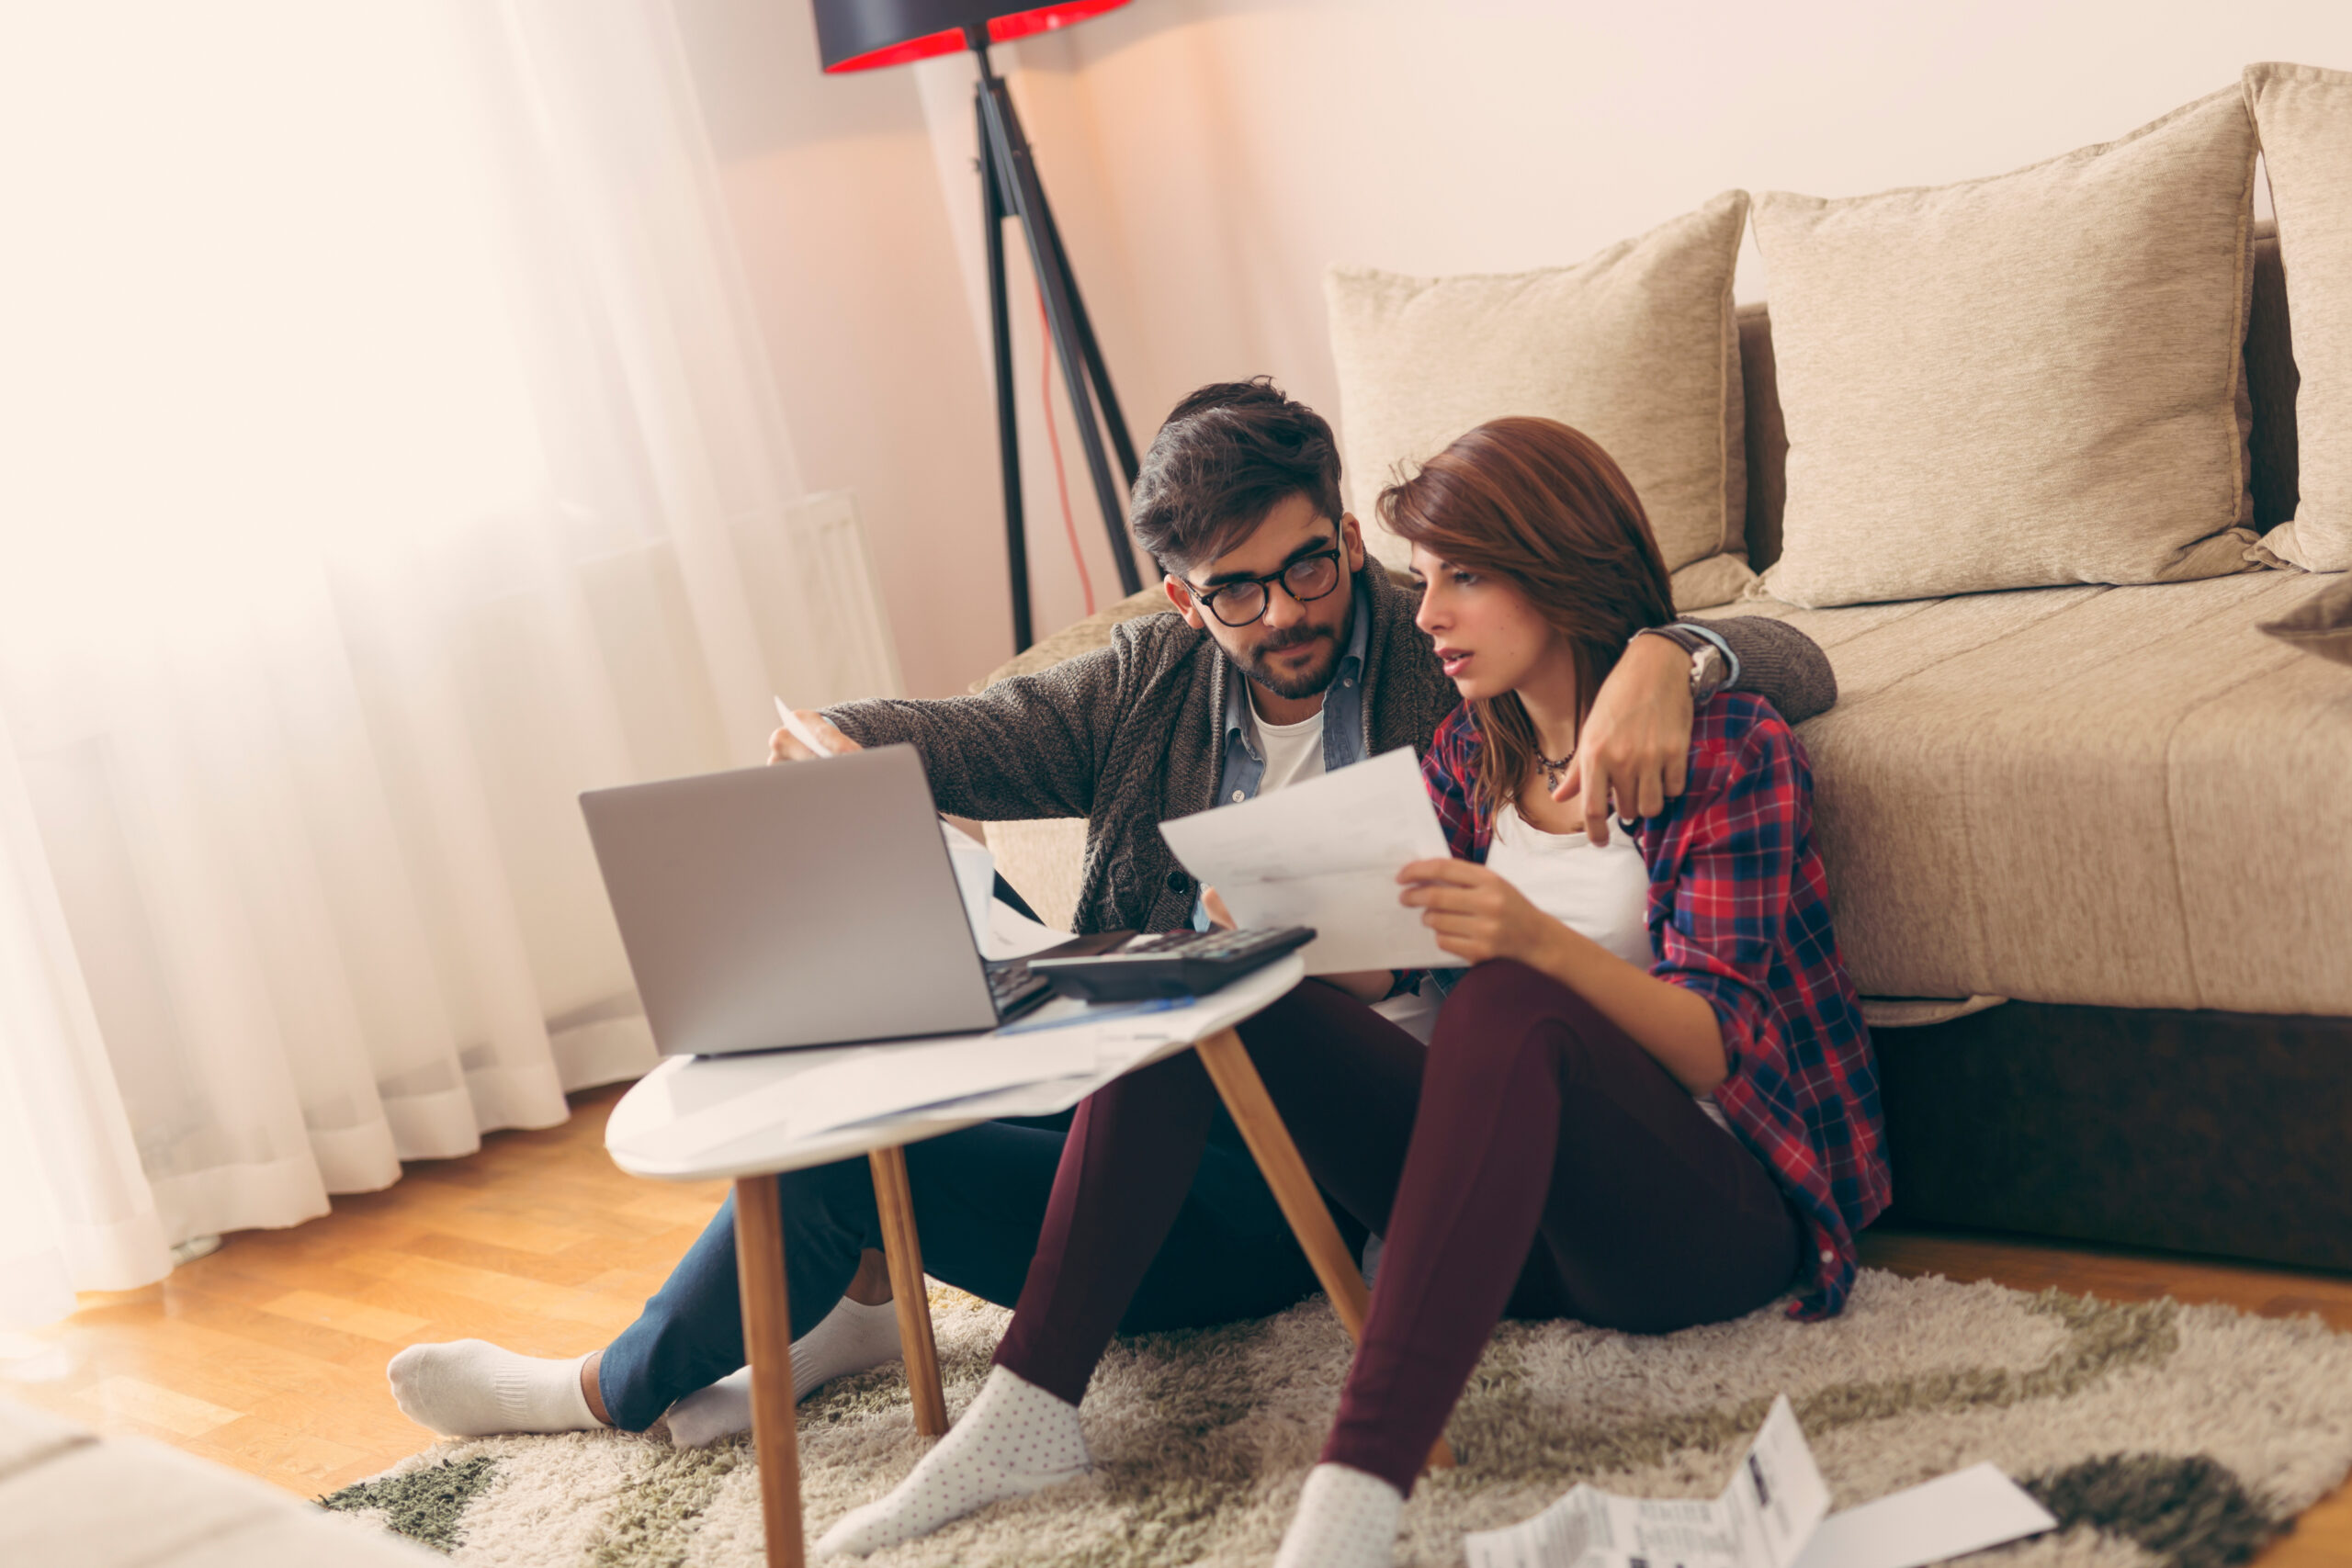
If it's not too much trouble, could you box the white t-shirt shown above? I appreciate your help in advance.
[1248,694,1326,795]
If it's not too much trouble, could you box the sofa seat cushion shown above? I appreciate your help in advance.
[1700,571,2352,1013]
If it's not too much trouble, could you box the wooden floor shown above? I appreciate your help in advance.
[6,1081,2349,1564]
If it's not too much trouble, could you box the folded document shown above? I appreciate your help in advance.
[1158,747,1464,974]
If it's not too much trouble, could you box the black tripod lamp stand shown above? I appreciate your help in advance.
[810,0,1144,650]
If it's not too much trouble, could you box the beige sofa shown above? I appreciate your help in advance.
[976,220,2352,1272]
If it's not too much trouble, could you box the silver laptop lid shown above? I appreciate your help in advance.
[580,745,997,1055]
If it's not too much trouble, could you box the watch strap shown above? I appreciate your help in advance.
[1632,625,1730,702]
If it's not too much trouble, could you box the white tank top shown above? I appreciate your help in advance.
[1484,803,1654,966]
[1483,802,1732,1133]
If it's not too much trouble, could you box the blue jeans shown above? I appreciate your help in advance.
[597,1108,1343,1430]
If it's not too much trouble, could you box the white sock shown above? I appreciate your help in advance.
[665,1296,904,1448]
[386,1340,601,1438]
[814,1365,1088,1558]
[1272,1464,1404,1568]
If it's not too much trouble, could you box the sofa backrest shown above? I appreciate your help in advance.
[1734,220,2300,571]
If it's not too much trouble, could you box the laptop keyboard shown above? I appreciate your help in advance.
[985,958,1054,1021]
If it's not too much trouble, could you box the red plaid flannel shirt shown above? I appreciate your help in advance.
[1419,692,1888,1317]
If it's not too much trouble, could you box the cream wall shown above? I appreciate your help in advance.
[671,0,1012,701]
[678,0,2352,696]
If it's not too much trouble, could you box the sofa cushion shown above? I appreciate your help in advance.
[1696,571,2352,1013]
[2244,62,2352,572]
[2259,570,2352,667]
[1750,86,2263,607]
[1326,190,1754,610]
[1735,223,2301,574]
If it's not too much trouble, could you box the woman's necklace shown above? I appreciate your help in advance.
[1535,742,1576,795]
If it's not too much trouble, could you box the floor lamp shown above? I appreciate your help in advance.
[810,0,1145,651]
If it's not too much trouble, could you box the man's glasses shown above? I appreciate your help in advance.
[1182,548,1345,627]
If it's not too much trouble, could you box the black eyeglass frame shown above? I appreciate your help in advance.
[1179,547,1347,628]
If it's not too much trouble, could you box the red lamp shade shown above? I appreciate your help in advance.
[812,1,1132,73]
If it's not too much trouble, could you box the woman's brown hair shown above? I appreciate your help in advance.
[1378,416,1675,817]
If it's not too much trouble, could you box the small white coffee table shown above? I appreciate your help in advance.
[605,956,1443,1568]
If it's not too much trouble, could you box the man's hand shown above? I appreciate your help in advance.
[1398,859,1563,968]
[767,710,861,762]
[1201,886,1237,930]
[1561,632,1692,844]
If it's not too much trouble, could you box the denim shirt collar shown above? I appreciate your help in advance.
[1192,581,1374,931]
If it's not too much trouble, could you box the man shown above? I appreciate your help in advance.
[386,378,1833,1446]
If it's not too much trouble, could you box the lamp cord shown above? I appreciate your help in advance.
[1037,286,1097,617]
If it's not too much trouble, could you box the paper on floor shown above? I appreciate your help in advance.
[1465,1397,2052,1568]
[1466,1396,1826,1568]
[1158,747,1463,974]
[1785,1463,2057,1568]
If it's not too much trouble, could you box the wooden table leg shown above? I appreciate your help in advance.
[734,1176,807,1568]
[1193,1026,1456,1472]
[868,1145,948,1438]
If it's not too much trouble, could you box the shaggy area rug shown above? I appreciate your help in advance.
[323,1269,2352,1567]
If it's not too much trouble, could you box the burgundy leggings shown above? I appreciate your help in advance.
[992,961,1802,1493]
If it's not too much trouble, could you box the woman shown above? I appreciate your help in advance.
[818,417,1886,1563]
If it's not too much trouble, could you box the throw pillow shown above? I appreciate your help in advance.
[1750,86,2261,608]
[1326,190,1752,610]
[2258,570,2352,666]
[2244,62,2352,573]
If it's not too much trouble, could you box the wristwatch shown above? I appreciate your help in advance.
[1634,626,1729,700]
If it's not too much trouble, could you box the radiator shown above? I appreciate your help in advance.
[729,488,904,705]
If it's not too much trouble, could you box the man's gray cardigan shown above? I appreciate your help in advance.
[826,570,1834,937]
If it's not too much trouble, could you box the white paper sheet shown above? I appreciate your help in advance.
[1465,1398,2051,1568]
[1157,747,1464,973]
[982,899,1074,961]
[942,820,995,947]
[1785,1464,2056,1568]
[622,1033,1099,1169]
[1466,1396,1827,1568]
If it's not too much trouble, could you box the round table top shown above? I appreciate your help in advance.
[604,955,1306,1182]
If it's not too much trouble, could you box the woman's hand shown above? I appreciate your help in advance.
[1201,886,1237,931]
[1397,859,1563,967]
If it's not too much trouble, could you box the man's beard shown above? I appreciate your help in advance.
[1239,624,1341,700]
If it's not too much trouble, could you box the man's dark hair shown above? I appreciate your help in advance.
[1126,378,1346,576]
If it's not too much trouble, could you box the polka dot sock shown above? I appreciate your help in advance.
[386,1340,600,1438]
[1272,1463,1403,1568]
[814,1365,1089,1557]
[665,1296,903,1448]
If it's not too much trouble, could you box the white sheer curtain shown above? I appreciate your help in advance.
[0,0,894,1327]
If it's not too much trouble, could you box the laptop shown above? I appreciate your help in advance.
[579,744,1054,1057]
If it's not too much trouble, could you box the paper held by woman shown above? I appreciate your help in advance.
[1158,747,1465,974]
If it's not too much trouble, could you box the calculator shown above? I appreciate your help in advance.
[1026,926,1317,1003]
